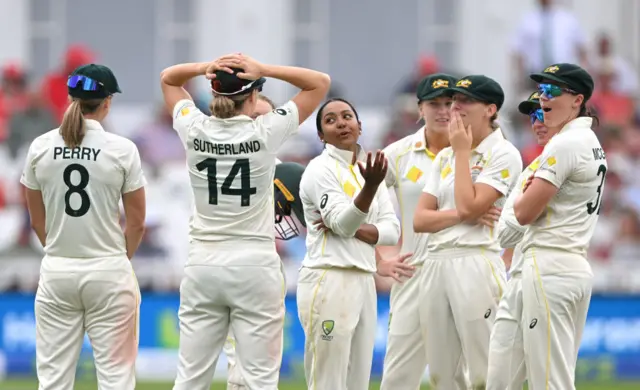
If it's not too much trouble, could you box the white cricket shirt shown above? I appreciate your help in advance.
[497,157,542,276]
[383,127,437,265]
[300,144,401,272]
[20,120,147,259]
[422,129,523,254]
[520,117,606,257]
[172,99,299,244]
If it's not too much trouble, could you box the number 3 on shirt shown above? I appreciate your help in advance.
[196,158,257,207]
[586,164,606,215]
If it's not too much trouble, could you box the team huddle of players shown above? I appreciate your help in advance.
[20,53,604,390]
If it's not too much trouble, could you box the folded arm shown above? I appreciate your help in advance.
[413,192,461,233]
[454,148,522,221]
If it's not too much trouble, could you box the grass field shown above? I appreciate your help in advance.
[3,380,640,389]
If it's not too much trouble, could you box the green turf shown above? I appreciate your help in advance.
[2,380,640,389]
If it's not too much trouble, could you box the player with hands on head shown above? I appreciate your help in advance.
[160,53,330,390]
[297,98,402,390]
[413,75,523,389]
[21,64,146,390]
[486,90,560,390]
[222,92,279,390]
[512,63,602,390]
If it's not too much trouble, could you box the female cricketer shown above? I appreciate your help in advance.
[223,93,277,390]
[379,73,457,389]
[21,64,146,390]
[513,63,602,390]
[297,98,409,390]
[413,75,522,388]
[160,53,329,390]
[486,90,561,390]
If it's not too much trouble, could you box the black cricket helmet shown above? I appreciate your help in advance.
[274,162,306,240]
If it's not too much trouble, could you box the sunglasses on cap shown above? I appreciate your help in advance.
[529,108,544,124]
[537,83,577,99]
[67,75,103,91]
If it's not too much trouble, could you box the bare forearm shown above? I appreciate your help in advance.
[161,63,208,86]
[353,183,378,214]
[414,209,460,233]
[355,224,379,245]
[124,225,145,260]
[454,150,476,220]
[261,64,330,91]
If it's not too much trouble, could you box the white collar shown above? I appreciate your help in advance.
[85,119,105,131]
[558,117,593,135]
[325,143,367,166]
[474,128,505,154]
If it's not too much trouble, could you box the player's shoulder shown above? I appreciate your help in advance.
[173,98,200,117]
[383,133,415,157]
[256,100,298,125]
[436,146,454,161]
[494,136,521,157]
[28,128,59,152]
[103,132,138,152]
[33,127,58,142]
[303,153,327,174]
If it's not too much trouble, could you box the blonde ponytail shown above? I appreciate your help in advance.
[210,91,253,119]
[59,98,106,148]
[59,100,86,149]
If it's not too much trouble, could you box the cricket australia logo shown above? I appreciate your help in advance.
[321,320,335,341]
[456,79,472,88]
[432,79,449,89]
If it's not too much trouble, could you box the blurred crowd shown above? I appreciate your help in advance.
[0,0,639,294]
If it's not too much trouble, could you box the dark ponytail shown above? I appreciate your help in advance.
[579,103,600,128]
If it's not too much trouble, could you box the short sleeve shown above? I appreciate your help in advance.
[121,142,148,194]
[173,99,206,148]
[476,146,523,196]
[422,151,444,197]
[534,138,577,189]
[254,100,300,152]
[20,141,40,190]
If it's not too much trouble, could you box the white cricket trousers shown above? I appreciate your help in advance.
[172,241,286,390]
[418,249,506,389]
[224,334,246,390]
[381,265,469,390]
[35,255,140,390]
[296,266,377,390]
[224,263,287,390]
[521,248,593,390]
[486,274,526,390]
[380,266,427,390]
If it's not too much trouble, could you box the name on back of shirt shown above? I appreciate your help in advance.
[193,138,261,155]
[592,147,606,161]
[53,147,101,161]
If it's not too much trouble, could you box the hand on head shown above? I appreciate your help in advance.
[206,53,265,81]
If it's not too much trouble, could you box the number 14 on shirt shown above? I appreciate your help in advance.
[196,158,257,207]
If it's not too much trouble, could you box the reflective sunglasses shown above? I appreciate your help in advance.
[529,108,544,124]
[537,83,577,99]
[67,75,103,91]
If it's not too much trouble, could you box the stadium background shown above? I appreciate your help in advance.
[1,0,640,388]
